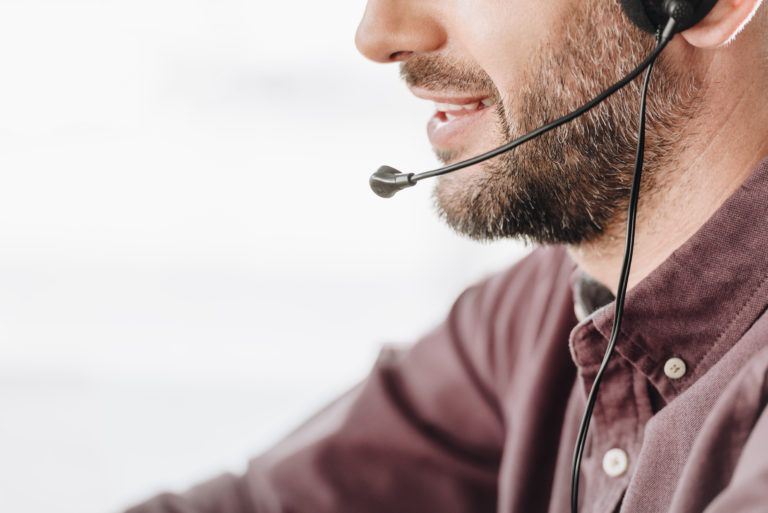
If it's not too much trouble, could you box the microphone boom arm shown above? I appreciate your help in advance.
[369,21,675,198]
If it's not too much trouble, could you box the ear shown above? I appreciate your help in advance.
[681,0,763,48]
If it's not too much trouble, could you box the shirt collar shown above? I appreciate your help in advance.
[570,156,768,403]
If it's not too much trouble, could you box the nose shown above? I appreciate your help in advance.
[355,0,446,63]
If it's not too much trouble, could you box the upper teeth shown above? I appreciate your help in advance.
[434,98,494,113]
[435,101,479,112]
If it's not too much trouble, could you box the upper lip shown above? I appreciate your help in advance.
[408,86,492,105]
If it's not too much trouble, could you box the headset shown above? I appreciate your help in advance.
[367,1,718,512]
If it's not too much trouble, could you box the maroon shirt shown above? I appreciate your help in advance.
[127,158,768,513]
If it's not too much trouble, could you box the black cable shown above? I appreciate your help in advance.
[569,18,676,513]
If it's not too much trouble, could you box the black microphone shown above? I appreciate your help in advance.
[368,16,677,199]
[369,166,415,198]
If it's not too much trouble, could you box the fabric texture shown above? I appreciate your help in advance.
[125,158,768,513]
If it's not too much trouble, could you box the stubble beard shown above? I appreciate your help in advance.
[404,0,703,245]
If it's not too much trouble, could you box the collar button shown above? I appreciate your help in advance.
[664,357,687,380]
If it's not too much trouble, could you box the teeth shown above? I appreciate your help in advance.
[434,99,492,116]
[435,102,465,112]
[445,112,458,121]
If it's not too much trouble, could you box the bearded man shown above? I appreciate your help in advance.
[127,0,768,512]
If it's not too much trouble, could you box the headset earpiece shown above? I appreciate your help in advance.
[620,0,718,33]
[664,0,696,23]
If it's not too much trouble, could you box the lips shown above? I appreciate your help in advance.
[409,86,498,153]
[433,98,495,120]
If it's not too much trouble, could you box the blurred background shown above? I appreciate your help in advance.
[0,1,528,511]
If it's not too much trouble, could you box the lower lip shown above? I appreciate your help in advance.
[426,105,494,151]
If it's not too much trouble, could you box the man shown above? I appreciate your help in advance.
[127,0,768,512]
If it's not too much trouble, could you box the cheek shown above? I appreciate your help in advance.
[450,0,572,103]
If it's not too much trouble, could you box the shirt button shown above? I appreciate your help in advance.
[664,357,687,379]
[602,448,629,477]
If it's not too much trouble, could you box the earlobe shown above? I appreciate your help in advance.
[681,0,763,48]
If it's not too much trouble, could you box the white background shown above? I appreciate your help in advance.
[0,1,529,512]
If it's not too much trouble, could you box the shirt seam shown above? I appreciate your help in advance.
[684,271,768,393]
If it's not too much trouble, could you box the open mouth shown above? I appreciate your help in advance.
[424,95,498,151]
[407,87,499,152]
[433,97,495,121]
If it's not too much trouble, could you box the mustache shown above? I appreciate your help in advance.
[399,55,499,97]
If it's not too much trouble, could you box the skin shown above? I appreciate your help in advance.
[356,0,768,294]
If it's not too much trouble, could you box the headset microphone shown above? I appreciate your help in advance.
[367,28,661,200]
[369,166,416,199]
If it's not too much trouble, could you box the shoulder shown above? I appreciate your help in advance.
[453,244,576,332]
[445,245,578,385]
[482,244,574,294]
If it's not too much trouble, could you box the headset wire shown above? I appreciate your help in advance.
[569,20,674,513]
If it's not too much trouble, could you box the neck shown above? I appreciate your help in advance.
[567,34,768,295]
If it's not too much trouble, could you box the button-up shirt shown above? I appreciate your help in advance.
[127,158,768,513]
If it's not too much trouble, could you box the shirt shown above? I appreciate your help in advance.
[126,157,768,513]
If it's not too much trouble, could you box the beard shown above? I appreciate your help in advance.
[400,0,703,245]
